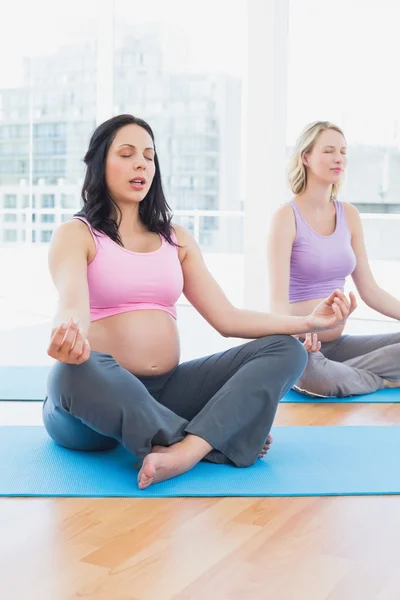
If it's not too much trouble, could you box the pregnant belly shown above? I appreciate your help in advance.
[88,310,180,376]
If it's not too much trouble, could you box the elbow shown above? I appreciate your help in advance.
[216,322,231,338]
[214,309,236,338]
[219,328,230,338]
[359,286,381,309]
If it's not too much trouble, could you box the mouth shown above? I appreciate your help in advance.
[331,168,342,174]
[129,177,147,190]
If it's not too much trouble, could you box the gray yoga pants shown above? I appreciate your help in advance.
[294,332,400,397]
[43,335,307,467]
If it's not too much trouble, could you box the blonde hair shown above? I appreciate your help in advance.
[287,121,346,201]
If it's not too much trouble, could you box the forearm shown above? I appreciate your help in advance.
[52,303,91,337]
[220,308,312,338]
[364,288,400,321]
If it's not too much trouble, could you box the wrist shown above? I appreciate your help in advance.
[302,315,314,332]
[288,315,311,335]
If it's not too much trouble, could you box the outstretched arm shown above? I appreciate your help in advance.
[47,219,93,364]
[175,225,355,338]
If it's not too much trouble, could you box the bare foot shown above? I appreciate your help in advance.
[258,434,273,459]
[137,436,212,490]
[383,379,400,390]
[137,450,194,490]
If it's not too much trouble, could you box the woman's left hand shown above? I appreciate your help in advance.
[295,333,321,353]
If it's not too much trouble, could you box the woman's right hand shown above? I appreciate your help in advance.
[47,318,91,364]
[306,290,357,332]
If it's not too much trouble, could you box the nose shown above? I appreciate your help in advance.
[133,155,147,170]
[334,153,343,164]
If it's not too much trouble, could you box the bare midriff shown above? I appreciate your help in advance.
[88,310,180,376]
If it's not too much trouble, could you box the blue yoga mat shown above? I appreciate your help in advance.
[0,366,51,400]
[1,425,399,497]
[281,388,400,403]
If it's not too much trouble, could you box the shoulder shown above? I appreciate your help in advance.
[50,218,96,258]
[269,202,296,241]
[171,223,197,249]
[341,201,360,218]
[52,218,91,240]
[272,202,296,224]
[341,202,362,232]
[171,223,201,263]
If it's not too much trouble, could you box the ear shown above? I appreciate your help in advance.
[302,152,309,167]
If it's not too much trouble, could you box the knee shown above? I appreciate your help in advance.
[273,335,308,376]
[47,361,84,399]
[47,353,101,402]
[282,334,308,361]
[388,341,400,357]
[250,335,308,378]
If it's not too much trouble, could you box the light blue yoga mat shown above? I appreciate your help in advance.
[281,388,400,403]
[1,365,400,403]
[1,425,399,497]
[0,366,51,401]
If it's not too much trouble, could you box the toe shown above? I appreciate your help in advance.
[137,457,156,489]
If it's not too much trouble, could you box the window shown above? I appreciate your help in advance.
[41,214,55,223]
[61,194,78,208]
[3,194,17,208]
[3,229,17,242]
[40,230,53,243]
[41,195,55,209]
[4,214,17,222]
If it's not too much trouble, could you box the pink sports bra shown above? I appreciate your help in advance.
[74,217,184,322]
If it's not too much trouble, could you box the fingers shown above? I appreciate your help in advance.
[75,340,91,365]
[349,290,358,314]
[333,291,358,323]
[57,319,80,359]
[303,333,321,352]
[324,289,342,305]
[333,296,350,319]
[331,301,344,322]
[325,289,350,308]
[303,333,312,351]
[68,328,85,361]
[47,319,90,364]
[311,333,321,352]
[47,321,69,355]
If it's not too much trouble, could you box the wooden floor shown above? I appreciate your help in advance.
[3,403,400,600]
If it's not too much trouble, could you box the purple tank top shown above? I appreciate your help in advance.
[289,200,356,303]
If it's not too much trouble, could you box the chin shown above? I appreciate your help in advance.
[129,190,149,202]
